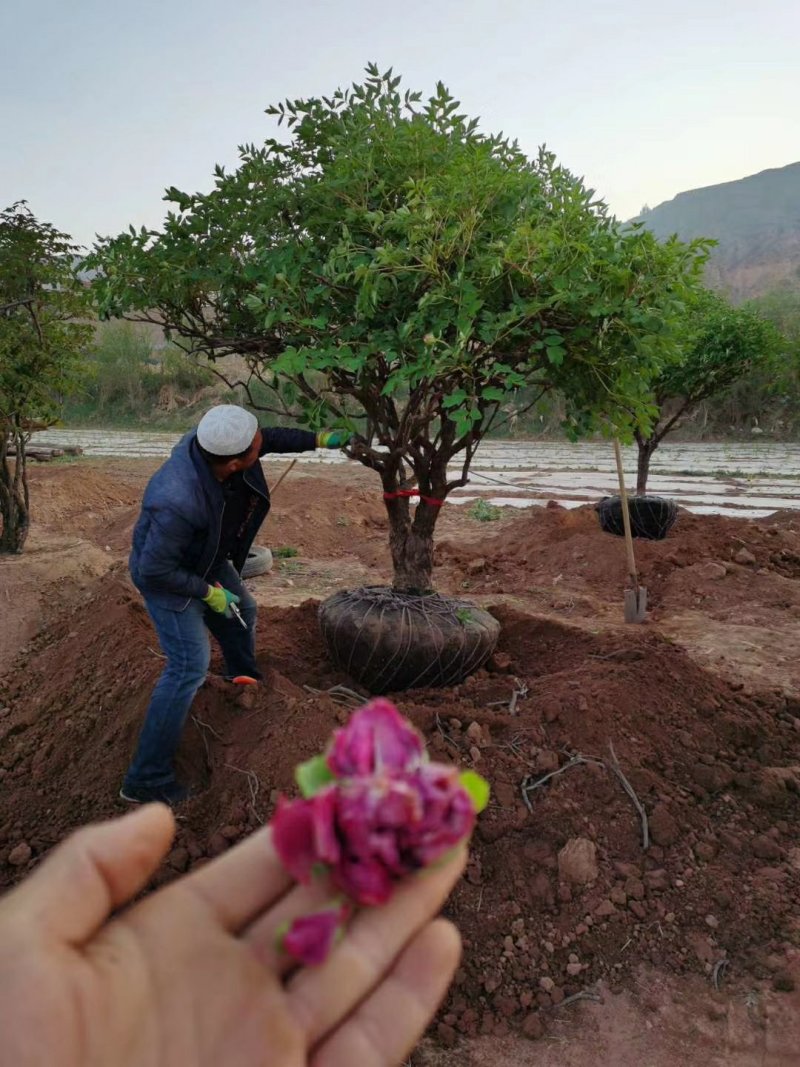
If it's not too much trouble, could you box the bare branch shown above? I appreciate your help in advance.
[0,297,34,314]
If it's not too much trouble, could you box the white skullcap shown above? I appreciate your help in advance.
[197,405,258,456]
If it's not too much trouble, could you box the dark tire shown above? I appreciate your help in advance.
[318,586,501,695]
[241,545,273,579]
[596,495,678,540]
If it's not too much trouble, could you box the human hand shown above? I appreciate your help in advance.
[203,583,241,617]
[342,432,369,461]
[315,431,352,450]
[0,805,464,1067]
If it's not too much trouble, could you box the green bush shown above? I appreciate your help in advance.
[92,322,159,409]
[159,346,216,394]
[63,321,215,427]
[468,499,502,522]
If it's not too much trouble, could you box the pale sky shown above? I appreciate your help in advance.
[2,0,798,247]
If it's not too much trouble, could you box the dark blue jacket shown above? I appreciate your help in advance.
[129,425,317,610]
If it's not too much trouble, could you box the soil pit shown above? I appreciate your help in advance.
[1,575,798,1044]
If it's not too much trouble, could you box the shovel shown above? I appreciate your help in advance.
[270,457,297,496]
[612,438,647,623]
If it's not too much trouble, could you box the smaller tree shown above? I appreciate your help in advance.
[0,203,91,552]
[741,286,800,436]
[634,291,783,493]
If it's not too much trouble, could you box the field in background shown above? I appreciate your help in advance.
[31,430,800,518]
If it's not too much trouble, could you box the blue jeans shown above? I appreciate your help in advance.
[124,562,260,789]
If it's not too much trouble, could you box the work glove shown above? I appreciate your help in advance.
[316,430,353,449]
[203,584,241,618]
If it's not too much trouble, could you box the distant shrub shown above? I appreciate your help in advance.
[469,499,502,522]
[64,321,215,426]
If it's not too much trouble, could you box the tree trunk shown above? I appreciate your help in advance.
[0,426,31,554]
[385,498,438,592]
[635,436,657,495]
[381,462,446,593]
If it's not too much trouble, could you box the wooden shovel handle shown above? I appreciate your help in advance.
[270,457,297,496]
[612,438,638,588]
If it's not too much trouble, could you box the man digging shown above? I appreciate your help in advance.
[122,404,352,806]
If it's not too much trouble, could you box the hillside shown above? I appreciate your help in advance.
[634,162,800,301]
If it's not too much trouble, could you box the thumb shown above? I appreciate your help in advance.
[6,804,175,946]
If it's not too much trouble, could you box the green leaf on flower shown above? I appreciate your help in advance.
[459,770,490,813]
[296,754,335,797]
[274,918,290,949]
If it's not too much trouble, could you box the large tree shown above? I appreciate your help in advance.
[0,203,91,552]
[634,290,783,493]
[89,66,707,591]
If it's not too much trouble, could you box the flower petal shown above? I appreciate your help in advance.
[333,854,395,906]
[282,905,348,966]
[272,796,319,883]
[273,788,341,884]
[327,699,425,777]
[310,787,341,866]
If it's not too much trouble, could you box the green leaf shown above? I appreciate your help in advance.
[459,770,490,813]
[295,754,335,798]
[442,389,467,409]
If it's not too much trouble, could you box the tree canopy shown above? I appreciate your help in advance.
[0,202,91,552]
[633,290,784,492]
[89,65,709,587]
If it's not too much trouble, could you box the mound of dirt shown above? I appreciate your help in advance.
[438,504,800,603]
[29,462,149,533]
[437,504,800,660]
[1,576,798,1042]
[82,471,391,561]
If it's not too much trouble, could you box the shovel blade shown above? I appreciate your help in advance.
[624,587,648,623]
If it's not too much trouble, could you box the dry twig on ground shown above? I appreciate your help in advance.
[302,683,367,708]
[520,742,650,851]
[520,753,604,812]
[605,741,650,849]
[553,989,603,1009]
[224,763,264,824]
[434,712,463,753]
[712,958,730,991]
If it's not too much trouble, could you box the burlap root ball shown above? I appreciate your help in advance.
[596,495,678,540]
[318,585,501,694]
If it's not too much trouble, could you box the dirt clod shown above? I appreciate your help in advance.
[752,834,783,861]
[558,838,599,886]
[650,804,680,846]
[734,547,757,565]
[7,842,31,867]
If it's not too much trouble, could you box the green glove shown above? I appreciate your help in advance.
[203,584,241,617]
[316,430,352,449]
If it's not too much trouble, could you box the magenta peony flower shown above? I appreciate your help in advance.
[272,699,489,964]
[282,903,349,966]
[273,764,476,906]
[326,698,425,777]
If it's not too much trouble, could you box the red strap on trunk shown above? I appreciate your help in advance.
[383,489,444,507]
